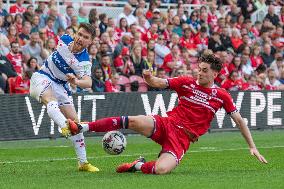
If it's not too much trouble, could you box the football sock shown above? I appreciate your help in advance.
[70,133,87,164]
[46,101,67,129]
[134,161,144,171]
[87,116,129,132]
[140,161,156,174]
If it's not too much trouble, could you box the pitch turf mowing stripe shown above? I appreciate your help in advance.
[1,145,283,164]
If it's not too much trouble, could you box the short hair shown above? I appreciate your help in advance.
[78,23,96,39]
[199,53,222,72]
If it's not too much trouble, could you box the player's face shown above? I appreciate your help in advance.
[73,27,93,51]
[197,62,218,87]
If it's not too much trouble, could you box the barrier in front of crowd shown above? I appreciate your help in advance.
[0,91,283,141]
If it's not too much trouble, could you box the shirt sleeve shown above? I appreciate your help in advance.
[167,76,189,92]
[222,90,238,115]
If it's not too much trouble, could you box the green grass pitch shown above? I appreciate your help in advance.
[0,130,284,189]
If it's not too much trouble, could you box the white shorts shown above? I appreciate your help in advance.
[30,72,73,106]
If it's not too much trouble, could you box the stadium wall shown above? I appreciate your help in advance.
[0,91,283,141]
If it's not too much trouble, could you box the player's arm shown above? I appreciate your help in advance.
[142,69,168,89]
[231,112,268,164]
[67,74,92,88]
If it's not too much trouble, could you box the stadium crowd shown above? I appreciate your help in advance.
[0,0,284,94]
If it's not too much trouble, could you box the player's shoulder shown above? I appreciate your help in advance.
[60,34,73,45]
[214,86,233,98]
[74,49,90,62]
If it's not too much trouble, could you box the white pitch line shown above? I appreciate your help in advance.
[0,146,283,165]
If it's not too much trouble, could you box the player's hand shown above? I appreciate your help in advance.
[66,73,78,85]
[250,147,268,164]
[142,68,153,79]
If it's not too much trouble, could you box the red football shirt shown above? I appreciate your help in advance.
[167,76,237,137]
[6,52,23,75]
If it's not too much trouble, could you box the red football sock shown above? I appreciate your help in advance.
[140,161,156,174]
[88,116,128,132]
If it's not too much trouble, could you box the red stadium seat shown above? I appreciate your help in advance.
[117,75,131,92]
[129,75,148,92]
[7,77,16,94]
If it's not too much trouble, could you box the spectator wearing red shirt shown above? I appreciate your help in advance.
[194,26,209,52]
[142,23,158,43]
[228,55,243,76]
[207,4,218,30]
[114,47,135,75]
[215,51,230,85]
[221,71,243,91]
[115,18,129,41]
[230,29,243,50]
[242,75,261,91]
[105,72,120,93]
[14,13,23,33]
[145,2,157,20]
[14,70,32,94]
[9,0,26,16]
[180,28,197,50]
[6,42,23,75]
[250,45,263,70]
[162,45,185,74]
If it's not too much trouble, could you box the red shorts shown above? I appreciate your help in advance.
[149,115,191,164]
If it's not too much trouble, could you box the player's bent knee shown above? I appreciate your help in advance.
[128,115,147,127]
[155,163,173,175]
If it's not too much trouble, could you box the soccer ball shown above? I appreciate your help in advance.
[102,131,127,155]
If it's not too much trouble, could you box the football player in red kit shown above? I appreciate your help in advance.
[68,53,267,175]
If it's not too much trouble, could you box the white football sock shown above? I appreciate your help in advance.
[134,162,144,171]
[80,123,89,132]
[70,133,87,164]
[46,101,67,129]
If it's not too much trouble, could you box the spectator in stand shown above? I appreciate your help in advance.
[162,45,185,75]
[242,74,262,91]
[26,56,39,73]
[180,28,197,51]
[99,13,108,34]
[144,50,157,75]
[215,51,230,85]
[237,34,251,54]
[117,4,136,26]
[0,54,17,79]
[221,70,243,91]
[208,32,226,53]
[228,3,241,23]
[186,11,201,35]
[6,41,23,76]
[130,44,146,76]
[114,34,131,59]
[14,13,23,33]
[255,0,267,10]
[77,7,89,24]
[250,45,264,70]
[143,23,159,43]
[31,15,40,32]
[168,33,180,49]
[91,66,105,93]
[19,20,31,46]
[44,38,56,56]
[228,55,243,76]
[70,15,79,32]
[241,53,254,80]
[88,43,99,69]
[194,26,209,53]
[3,14,13,31]
[279,69,284,84]
[145,1,157,20]
[261,42,275,68]
[265,68,283,90]
[265,5,280,27]
[6,24,19,43]
[23,5,34,23]
[0,0,8,17]
[154,35,170,67]
[237,0,257,19]
[172,15,183,37]
[100,54,112,81]
[220,26,234,51]
[230,28,243,50]
[105,72,120,93]
[9,0,26,16]
[63,5,74,29]
[22,31,48,66]
[270,57,284,78]
[114,47,134,75]
[14,69,32,94]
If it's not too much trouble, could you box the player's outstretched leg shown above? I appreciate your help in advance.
[116,153,177,175]
[69,116,130,135]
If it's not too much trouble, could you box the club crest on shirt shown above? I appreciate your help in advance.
[211,89,217,96]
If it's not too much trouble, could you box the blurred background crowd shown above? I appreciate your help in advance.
[0,0,284,94]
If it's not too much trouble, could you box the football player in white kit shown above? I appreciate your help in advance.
[29,23,99,172]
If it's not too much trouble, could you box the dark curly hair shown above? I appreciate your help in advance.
[199,52,223,72]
